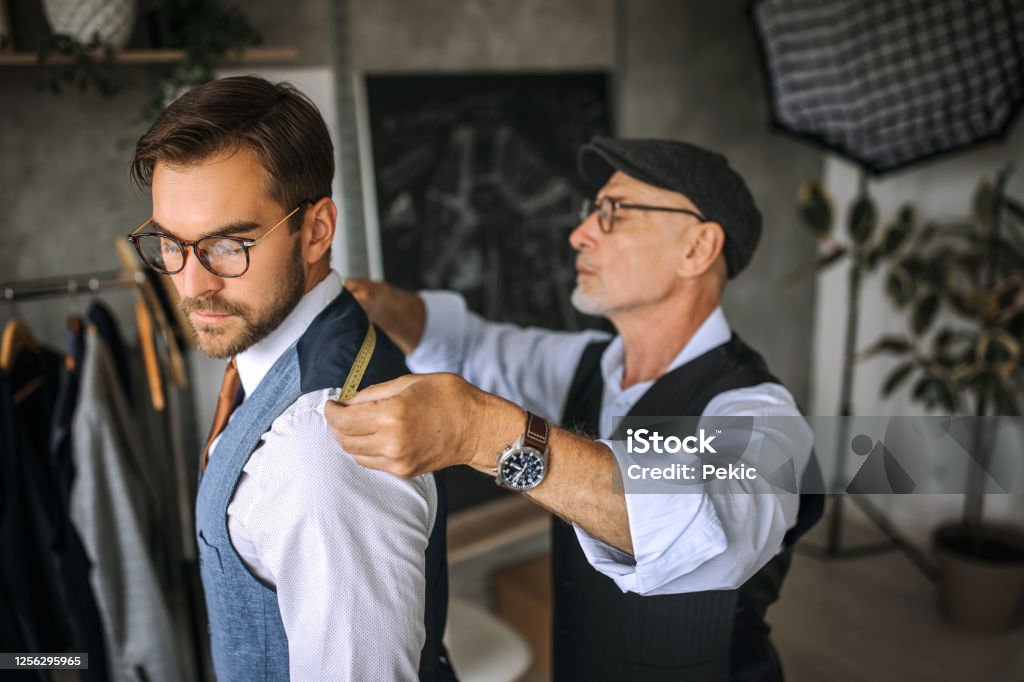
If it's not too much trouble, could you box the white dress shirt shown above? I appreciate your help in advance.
[408,291,812,596]
[209,271,436,681]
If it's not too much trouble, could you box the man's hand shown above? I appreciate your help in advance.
[344,278,426,355]
[324,372,524,479]
[326,372,633,552]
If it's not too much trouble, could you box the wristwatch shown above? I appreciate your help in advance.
[494,411,550,491]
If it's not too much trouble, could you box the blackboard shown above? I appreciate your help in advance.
[364,72,613,511]
[364,72,612,332]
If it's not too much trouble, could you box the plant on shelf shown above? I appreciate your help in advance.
[143,0,262,116]
[860,166,1024,633]
[35,0,262,117]
[38,32,119,96]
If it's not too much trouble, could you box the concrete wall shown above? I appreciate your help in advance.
[0,65,153,342]
[351,0,612,71]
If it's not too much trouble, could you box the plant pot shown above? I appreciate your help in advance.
[42,0,136,49]
[933,521,1024,633]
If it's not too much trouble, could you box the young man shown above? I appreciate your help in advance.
[127,76,453,681]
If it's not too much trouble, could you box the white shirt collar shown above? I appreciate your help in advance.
[600,305,732,398]
[235,270,343,397]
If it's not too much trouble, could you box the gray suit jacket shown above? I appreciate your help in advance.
[71,326,195,682]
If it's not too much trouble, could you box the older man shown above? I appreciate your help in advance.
[329,137,822,681]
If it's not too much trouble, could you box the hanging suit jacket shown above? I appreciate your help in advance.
[71,321,195,682]
[0,351,68,682]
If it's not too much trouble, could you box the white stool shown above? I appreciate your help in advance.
[443,597,532,682]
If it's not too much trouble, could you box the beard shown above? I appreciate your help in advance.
[178,239,307,359]
[571,284,610,317]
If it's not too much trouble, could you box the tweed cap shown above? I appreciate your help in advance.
[577,136,762,277]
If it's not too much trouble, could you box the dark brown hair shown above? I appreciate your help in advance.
[131,76,333,231]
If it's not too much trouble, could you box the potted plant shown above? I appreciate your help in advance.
[35,0,261,117]
[862,168,1024,632]
[41,0,136,49]
[791,177,878,553]
[791,176,939,579]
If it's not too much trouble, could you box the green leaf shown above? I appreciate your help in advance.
[996,283,1023,317]
[879,206,915,257]
[912,366,961,413]
[972,179,997,228]
[1005,196,1024,224]
[848,194,878,245]
[861,335,914,359]
[912,294,941,336]
[885,266,916,308]
[882,361,916,397]
[991,383,1021,416]
[947,291,975,317]
[911,376,936,403]
[933,377,959,413]
[796,180,834,237]
[1008,311,1024,342]
[931,329,959,358]
[902,256,926,279]
[976,330,1021,379]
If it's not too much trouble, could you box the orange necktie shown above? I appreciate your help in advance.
[201,358,241,473]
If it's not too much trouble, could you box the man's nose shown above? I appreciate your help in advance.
[174,249,223,300]
[569,210,601,251]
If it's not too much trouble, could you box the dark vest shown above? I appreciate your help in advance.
[555,334,824,682]
[195,289,455,681]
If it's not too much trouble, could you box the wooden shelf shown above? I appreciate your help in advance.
[0,47,299,66]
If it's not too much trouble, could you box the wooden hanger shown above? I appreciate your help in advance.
[115,239,188,388]
[1,318,39,373]
[65,315,83,373]
[136,297,165,411]
[2,318,43,404]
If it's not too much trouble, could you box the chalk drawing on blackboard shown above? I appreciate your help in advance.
[363,72,612,331]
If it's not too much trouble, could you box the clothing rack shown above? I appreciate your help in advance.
[1,269,144,303]
[1,264,211,681]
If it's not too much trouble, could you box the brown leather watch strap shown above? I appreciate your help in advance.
[523,411,549,451]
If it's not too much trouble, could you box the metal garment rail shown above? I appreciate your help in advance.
[0,269,144,303]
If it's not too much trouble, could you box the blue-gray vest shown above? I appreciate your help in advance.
[195,289,454,681]
[555,334,824,682]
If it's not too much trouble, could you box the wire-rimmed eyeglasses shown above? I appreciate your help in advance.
[126,203,307,278]
[579,197,707,234]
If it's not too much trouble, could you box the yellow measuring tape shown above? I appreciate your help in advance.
[333,324,377,401]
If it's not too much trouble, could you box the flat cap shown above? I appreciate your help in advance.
[577,136,762,277]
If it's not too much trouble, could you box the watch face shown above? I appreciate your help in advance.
[499,448,546,490]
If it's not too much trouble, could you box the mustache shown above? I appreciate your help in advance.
[178,294,248,318]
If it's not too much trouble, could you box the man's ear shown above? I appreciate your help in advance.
[679,221,726,278]
[303,197,337,264]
